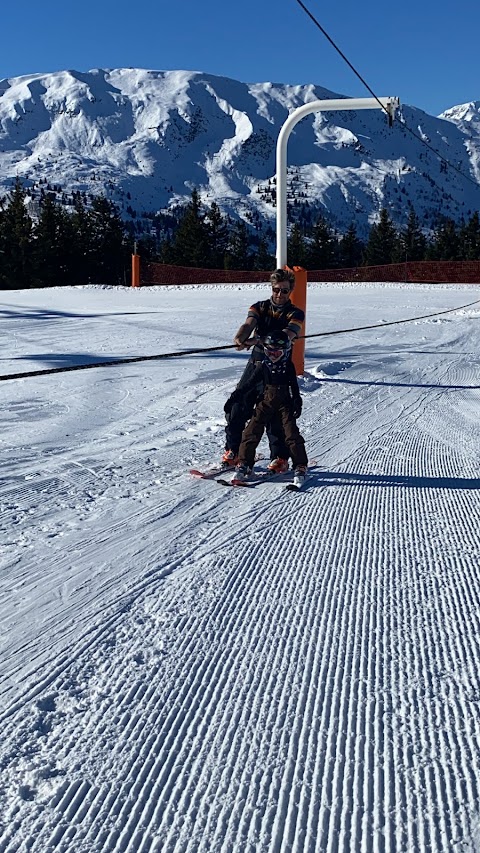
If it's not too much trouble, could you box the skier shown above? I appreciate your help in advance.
[222,269,305,473]
[224,331,308,485]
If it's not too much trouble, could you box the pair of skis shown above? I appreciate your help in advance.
[189,462,311,492]
[189,453,264,482]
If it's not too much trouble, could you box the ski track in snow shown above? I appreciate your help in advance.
[0,284,480,852]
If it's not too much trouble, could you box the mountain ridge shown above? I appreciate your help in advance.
[1,67,479,236]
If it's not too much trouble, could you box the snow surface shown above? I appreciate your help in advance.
[1,281,480,852]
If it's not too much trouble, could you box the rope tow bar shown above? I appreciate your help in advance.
[1,296,479,382]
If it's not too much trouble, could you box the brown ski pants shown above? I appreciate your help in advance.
[238,386,308,470]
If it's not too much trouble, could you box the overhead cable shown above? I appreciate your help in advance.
[293,0,480,190]
[1,295,479,382]
[294,0,389,118]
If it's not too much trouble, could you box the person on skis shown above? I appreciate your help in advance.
[222,269,304,473]
[224,331,308,485]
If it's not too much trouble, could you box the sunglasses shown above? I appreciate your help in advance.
[272,286,290,294]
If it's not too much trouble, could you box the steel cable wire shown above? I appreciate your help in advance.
[1,295,479,382]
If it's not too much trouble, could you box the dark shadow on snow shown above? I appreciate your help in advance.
[0,305,168,321]
[7,352,128,369]
[254,466,479,493]
[6,348,251,371]
[309,470,480,491]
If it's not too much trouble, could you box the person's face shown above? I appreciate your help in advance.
[271,282,292,307]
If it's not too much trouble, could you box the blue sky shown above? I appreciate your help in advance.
[1,0,478,117]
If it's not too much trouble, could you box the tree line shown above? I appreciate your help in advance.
[143,190,480,270]
[1,182,480,289]
[0,181,130,289]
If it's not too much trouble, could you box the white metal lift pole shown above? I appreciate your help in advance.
[276,97,400,268]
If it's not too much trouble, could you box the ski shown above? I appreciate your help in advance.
[190,463,235,480]
[217,477,255,488]
[216,468,290,489]
[190,454,264,481]
[194,460,316,489]
[285,474,312,492]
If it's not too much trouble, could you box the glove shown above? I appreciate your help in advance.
[292,397,302,419]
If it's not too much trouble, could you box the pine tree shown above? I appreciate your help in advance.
[364,208,398,266]
[88,197,128,285]
[205,201,228,268]
[158,235,175,264]
[33,194,74,287]
[459,212,480,260]
[428,218,459,261]
[305,215,336,269]
[0,198,6,283]
[338,222,363,268]
[252,234,274,271]
[287,223,307,268]
[399,208,426,262]
[0,180,34,289]
[225,220,253,270]
[70,197,96,284]
[135,234,159,262]
[171,189,210,267]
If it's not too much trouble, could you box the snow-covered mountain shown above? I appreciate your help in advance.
[1,67,480,235]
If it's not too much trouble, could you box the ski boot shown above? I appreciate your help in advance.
[221,449,239,469]
[293,465,307,488]
[267,457,289,475]
[231,464,251,484]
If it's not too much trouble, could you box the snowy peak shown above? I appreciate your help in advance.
[440,100,480,140]
[439,101,480,185]
[440,100,480,124]
[0,67,480,235]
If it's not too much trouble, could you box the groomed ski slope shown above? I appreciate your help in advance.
[1,282,480,852]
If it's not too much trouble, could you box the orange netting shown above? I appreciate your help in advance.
[141,263,268,285]
[308,261,480,284]
[139,260,480,286]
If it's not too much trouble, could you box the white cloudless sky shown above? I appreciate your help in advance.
[1,0,478,116]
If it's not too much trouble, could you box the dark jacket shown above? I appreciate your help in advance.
[247,299,304,360]
[225,359,302,418]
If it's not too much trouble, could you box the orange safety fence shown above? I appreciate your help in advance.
[309,261,480,284]
[141,263,269,286]
[138,260,480,286]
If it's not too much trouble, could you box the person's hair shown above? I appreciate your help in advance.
[269,269,295,288]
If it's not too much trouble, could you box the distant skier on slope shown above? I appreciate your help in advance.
[222,269,305,473]
[224,331,308,486]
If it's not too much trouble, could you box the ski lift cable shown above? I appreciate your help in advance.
[399,121,480,189]
[1,295,479,382]
[294,0,389,118]
[293,0,480,190]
